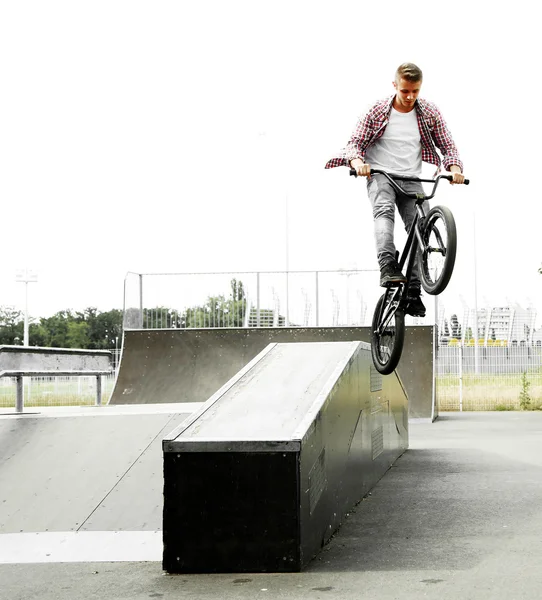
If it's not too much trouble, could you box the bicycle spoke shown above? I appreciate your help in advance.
[425,225,447,280]
[371,290,405,374]
[418,205,457,295]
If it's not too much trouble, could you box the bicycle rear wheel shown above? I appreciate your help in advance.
[371,291,405,375]
[418,205,457,295]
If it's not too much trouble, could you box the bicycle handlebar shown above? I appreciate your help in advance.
[350,168,469,184]
[349,168,469,201]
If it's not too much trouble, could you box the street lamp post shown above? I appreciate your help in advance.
[473,211,480,374]
[15,268,38,346]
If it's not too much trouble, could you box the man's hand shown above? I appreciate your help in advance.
[351,158,371,178]
[449,165,465,185]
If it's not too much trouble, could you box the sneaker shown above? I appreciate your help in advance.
[380,260,407,287]
[405,287,426,317]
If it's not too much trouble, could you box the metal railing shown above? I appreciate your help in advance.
[0,349,120,410]
[0,345,115,412]
[0,373,117,409]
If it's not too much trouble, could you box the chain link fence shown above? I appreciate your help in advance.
[436,342,542,411]
[2,271,540,410]
[122,270,542,412]
[122,269,435,330]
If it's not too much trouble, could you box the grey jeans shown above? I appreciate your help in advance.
[366,173,429,287]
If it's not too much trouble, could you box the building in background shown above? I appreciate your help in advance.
[440,301,539,346]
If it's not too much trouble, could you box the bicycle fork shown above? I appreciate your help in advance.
[412,197,448,262]
[375,286,403,336]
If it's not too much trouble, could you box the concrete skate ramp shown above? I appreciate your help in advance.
[110,327,434,419]
[0,406,194,534]
[162,340,409,572]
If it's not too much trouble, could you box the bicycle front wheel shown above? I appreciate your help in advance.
[418,205,457,295]
[371,292,405,375]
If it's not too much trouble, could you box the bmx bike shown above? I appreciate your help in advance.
[350,168,470,375]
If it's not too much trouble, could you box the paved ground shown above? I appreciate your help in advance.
[3,411,542,600]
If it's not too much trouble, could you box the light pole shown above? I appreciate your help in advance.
[473,211,480,373]
[339,267,358,326]
[285,191,290,327]
[15,268,38,346]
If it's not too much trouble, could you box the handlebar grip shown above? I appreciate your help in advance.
[442,175,470,185]
[350,168,376,177]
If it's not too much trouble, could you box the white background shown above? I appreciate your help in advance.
[1,0,540,322]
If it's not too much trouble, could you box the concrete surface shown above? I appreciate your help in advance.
[3,411,542,599]
[0,405,196,535]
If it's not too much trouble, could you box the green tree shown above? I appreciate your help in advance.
[230,278,245,302]
[95,309,123,349]
[450,314,462,340]
[182,278,247,328]
[0,307,24,344]
[29,322,51,347]
[22,307,124,349]
[37,310,74,347]
[80,307,123,349]
[67,321,90,348]
[143,307,181,329]
[184,295,228,328]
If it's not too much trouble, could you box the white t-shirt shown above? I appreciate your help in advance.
[364,107,422,176]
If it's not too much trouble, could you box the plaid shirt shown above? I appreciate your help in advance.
[325,95,463,172]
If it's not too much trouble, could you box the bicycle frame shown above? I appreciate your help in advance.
[350,168,456,336]
[349,168,469,373]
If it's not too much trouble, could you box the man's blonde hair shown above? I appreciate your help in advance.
[395,63,423,83]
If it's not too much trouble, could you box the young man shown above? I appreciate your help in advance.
[325,63,465,317]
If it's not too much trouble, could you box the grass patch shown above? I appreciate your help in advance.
[437,372,542,411]
[0,377,115,409]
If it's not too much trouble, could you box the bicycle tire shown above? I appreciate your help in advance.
[418,205,457,295]
[371,292,405,375]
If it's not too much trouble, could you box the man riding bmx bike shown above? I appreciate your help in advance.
[325,62,466,318]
